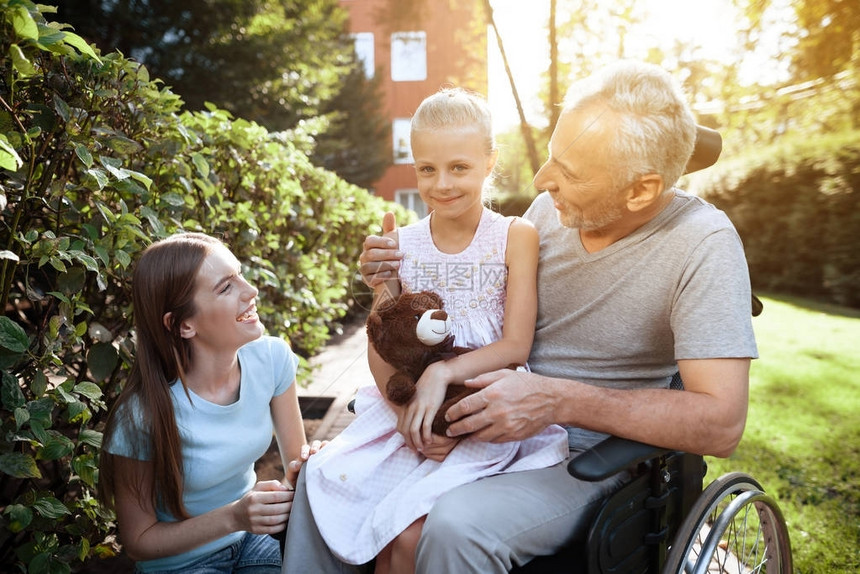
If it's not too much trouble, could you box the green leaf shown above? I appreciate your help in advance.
[4,504,33,532]
[140,206,166,236]
[32,371,47,397]
[0,135,23,171]
[0,317,29,353]
[48,256,67,273]
[74,143,93,168]
[29,419,49,445]
[191,152,210,177]
[38,433,74,460]
[36,22,65,47]
[0,452,41,478]
[10,6,38,41]
[2,374,25,410]
[53,94,70,122]
[105,135,142,155]
[93,244,110,266]
[79,429,102,449]
[32,496,71,519]
[115,250,132,269]
[85,168,109,191]
[99,156,128,180]
[161,192,187,206]
[127,169,153,191]
[9,43,36,77]
[74,380,103,401]
[72,453,98,487]
[67,400,89,423]
[61,31,102,63]
[0,249,20,262]
[72,252,99,272]
[28,398,54,427]
[14,406,30,429]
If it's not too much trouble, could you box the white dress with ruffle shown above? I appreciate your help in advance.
[304,208,569,564]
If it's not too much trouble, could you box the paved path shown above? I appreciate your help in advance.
[297,316,372,441]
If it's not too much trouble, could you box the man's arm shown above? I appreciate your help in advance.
[444,356,749,458]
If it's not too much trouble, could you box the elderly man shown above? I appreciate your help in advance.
[282,60,756,573]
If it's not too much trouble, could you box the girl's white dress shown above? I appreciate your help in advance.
[304,208,569,564]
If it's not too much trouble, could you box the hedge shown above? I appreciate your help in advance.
[0,2,407,571]
[693,130,860,309]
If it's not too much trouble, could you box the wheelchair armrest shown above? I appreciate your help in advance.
[567,436,670,482]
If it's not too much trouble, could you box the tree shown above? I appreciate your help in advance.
[483,0,541,176]
[311,55,391,190]
[743,0,860,81]
[53,0,352,132]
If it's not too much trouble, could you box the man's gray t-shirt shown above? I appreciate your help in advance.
[524,190,757,447]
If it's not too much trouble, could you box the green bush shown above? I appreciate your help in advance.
[694,130,860,308]
[0,2,406,571]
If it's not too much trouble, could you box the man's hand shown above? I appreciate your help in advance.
[359,212,401,288]
[444,369,558,443]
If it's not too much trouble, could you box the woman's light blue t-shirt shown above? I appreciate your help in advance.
[105,336,298,572]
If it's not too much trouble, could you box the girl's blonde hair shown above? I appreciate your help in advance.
[410,87,496,157]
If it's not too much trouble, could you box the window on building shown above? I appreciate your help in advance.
[391,31,427,82]
[395,189,427,218]
[352,32,374,78]
[392,118,412,164]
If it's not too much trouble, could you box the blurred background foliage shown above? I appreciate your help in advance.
[489,0,859,312]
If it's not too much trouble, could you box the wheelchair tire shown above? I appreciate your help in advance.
[663,472,792,574]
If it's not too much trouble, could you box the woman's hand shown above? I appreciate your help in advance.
[396,362,452,452]
[284,439,326,489]
[233,480,293,534]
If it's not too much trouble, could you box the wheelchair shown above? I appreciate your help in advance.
[512,374,792,574]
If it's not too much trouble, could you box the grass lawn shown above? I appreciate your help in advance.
[704,295,860,573]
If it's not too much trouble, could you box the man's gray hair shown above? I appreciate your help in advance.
[563,60,697,191]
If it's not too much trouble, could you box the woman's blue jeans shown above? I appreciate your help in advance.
[143,532,281,573]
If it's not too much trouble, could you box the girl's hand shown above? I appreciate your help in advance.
[233,480,293,534]
[420,434,460,462]
[284,440,327,489]
[397,362,451,451]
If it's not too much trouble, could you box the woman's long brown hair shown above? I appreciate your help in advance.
[99,233,224,519]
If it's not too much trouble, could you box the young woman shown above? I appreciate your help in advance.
[99,233,317,573]
[300,88,569,574]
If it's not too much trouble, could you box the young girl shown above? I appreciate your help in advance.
[302,88,569,573]
[99,233,318,573]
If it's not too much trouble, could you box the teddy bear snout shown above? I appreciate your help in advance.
[416,308,451,346]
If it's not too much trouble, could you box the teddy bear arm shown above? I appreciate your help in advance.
[431,384,480,435]
[386,371,417,405]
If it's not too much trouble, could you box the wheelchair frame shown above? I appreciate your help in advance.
[514,434,792,573]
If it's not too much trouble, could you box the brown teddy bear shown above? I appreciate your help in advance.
[366,290,479,435]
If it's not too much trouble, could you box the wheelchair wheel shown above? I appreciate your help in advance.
[663,472,792,574]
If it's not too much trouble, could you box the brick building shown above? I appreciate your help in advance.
[340,0,488,217]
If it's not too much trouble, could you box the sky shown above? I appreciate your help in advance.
[487,0,744,131]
